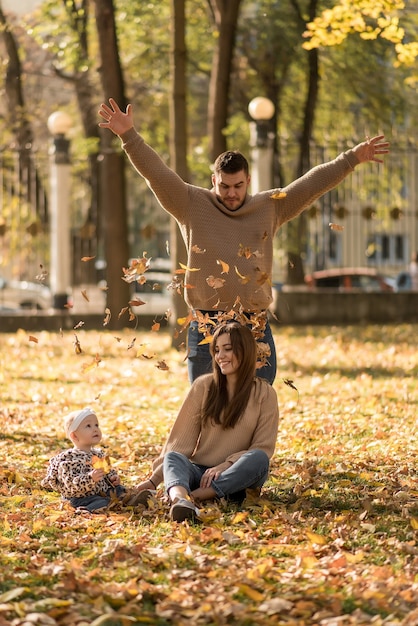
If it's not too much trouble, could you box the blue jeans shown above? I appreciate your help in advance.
[69,485,126,512]
[187,315,277,384]
[163,450,270,503]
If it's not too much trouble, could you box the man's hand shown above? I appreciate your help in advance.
[98,98,134,136]
[352,135,390,164]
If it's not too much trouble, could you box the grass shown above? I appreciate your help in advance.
[0,323,417,625]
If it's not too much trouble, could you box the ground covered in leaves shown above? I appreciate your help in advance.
[0,323,417,626]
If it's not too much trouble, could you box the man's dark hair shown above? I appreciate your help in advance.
[213,151,249,177]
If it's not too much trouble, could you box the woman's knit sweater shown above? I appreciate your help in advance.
[121,128,359,312]
[149,374,279,487]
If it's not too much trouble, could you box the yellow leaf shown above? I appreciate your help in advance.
[410,517,418,530]
[179,262,200,272]
[238,583,264,602]
[306,530,328,545]
[217,259,230,274]
[270,190,287,199]
[234,266,251,284]
[198,335,213,345]
[91,455,112,473]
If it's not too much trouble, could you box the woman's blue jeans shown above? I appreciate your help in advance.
[187,316,277,385]
[69,485,126,512]
[163,449,270,502]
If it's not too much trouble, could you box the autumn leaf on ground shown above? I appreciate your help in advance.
[217,259,229,274]
[270,190,287,199]
[206,275,226,289]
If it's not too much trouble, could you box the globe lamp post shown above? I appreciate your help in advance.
[248,97,275,193]
[47,111,72,309]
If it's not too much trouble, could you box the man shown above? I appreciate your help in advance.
[98,98,389,384]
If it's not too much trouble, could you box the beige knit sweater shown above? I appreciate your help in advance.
[149,374,279,487]
[122,128,359,312]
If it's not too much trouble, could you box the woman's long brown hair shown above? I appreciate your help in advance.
[201,322,257,429]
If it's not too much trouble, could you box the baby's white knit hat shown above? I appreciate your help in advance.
[64,407,97,437]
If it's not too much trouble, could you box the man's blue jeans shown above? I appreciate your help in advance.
[69,485,126,512]
[187,316,277,384]
[163,449,270,502]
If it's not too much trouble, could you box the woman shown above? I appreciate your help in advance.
[136,322,279,522]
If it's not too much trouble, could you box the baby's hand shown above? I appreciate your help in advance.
[109,474,121,486]
[91,468,105,482]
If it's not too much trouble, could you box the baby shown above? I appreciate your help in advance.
[42,407,153,513]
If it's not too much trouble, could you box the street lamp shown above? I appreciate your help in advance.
[47,111,72,309]
[248,97,275,193]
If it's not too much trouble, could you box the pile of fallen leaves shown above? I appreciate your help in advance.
[0,324,417,626]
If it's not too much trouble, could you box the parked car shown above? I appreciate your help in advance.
[130,271,172,316]
[304,267,394,292]
[0,276,52,311]
[393,271,412,291]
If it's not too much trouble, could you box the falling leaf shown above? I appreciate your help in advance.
[103,308,111,326]
[73,321,85,330]
[81,256,96,262]
[192,245,206,254]
[29,335,38,343]
[217,259,230,274]
[73,334,82,354]
[270,190,287,199]
[198,335,213,346]
[238,244,253,259]
[206,275,226,289]
[329,222,344,231]
[151,322,161,332]
[127,338,136,350]
[81,289,90,302]
[234,266,251,284]
[118,307,129,319]
[129,298,146,307]
[155,360,169,371]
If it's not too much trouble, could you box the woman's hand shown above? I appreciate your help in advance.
[352,135,390,164]
[98,98,134,136]
[200,462,232,489]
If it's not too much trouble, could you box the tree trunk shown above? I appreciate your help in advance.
[169,0,189,348]
[287,0,320,285]
[0,6,47,225]
[94,0,130,328]
[207,0,242,161]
